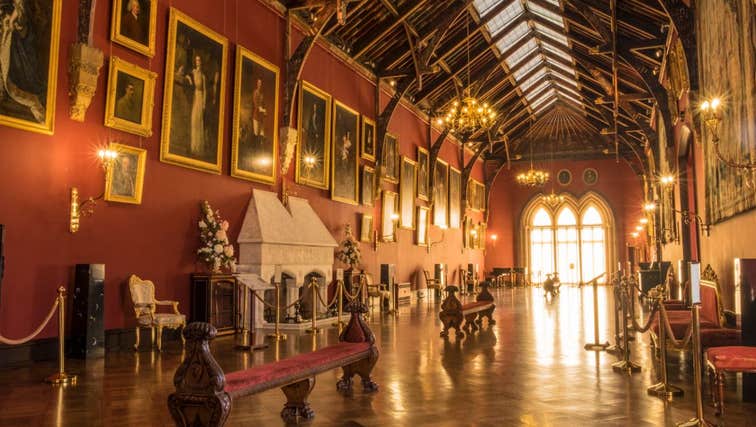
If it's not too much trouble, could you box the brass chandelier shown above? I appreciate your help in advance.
[516,168,549,187]
[436,15,496,135]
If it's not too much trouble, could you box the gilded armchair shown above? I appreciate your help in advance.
[128,274,186,351]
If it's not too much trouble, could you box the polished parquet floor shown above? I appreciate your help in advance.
[0,286,754,426]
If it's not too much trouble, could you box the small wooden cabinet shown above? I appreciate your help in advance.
[190,274,237,335]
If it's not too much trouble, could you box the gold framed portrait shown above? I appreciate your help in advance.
[104,56,156,137]
[433,158,449,227]
[361,116,376,162]
[110,0,157,57]
[160,8,229,174]
[416,145,430,201]
[416,206,429,246]
[0,0,61,135]
[331,100,360,205]
[360,214,373,243]
[381,190,398,242]
[381,133,399,183]
[296,81,331,189]
[105,143,146,204]
[449,166,461,228]
[361,165,375,206]
[399,156,417,229]
[231,46,279,184]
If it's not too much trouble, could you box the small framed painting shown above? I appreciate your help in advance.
[160,8,229,174]
[360,214,373,243]
[399,156,417,229]
[331,100,360,205]
[449,166,461,228]
[557,169,572,186]
[231,46,279,184]
[110,0,158,57]
[416,146,430,201]
[296,81,331,189]
[583,168,598,185]
[105,143,146,204]
[381,190,398,242]
[104,56,156,137]
[361,116,376,162]
[382,133,399,183]
[416,206,429,246]
[433,158,449,227]
[361,165,375,206]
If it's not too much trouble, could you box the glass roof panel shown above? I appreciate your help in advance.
[528,1,563,27]
[542,41,572,62]
[530,88,557,108]
[558,91,584,107]
[546,58,577,78]
[519,68,548,91]
[524,80,552,101]
[555,82,582,98]
[535,23,568,46]
[473,0,502,16]
[534,97,558,115]
[505,38,539,67]
[513,55,545,80]
[495,21,530,51]
[482,1,525,36]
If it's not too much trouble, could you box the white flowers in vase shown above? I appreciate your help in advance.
[197,200,237,273]
[335,224,361,269]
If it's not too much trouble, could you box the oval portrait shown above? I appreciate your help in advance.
[557,169,572,186]
[582,168,598,185]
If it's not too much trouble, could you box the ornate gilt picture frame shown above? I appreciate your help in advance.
[160,8,229,174]
[231,46,279,184]
[416,145,430,201]
[104,143,146,204]
[381,133,399,183]
[110,0,157,57]
[416,206,429,246]
[331,100,360,205]
[296,81,331,189]
[433,158,449,227]
[0,0,61,135]
[360,214,373,243]
[104,56,156,137]
[361,116,376,162]
[361,165,375,206]
[449,166,461,228]
[381,190,398,242]
[399,156,417,229]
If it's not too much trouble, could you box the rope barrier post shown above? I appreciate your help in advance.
[606,275,623,355]
[267,281,286,341]
[584,273,609,351]
[676,304,715,427]
[647,296,683,399]
[612,280,641,374]
[235,284,252,350]
[45,287,77,386]
[306,278,321,334]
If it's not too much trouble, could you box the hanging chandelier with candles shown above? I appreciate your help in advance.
[542,190,564,206]
[517,168,549,187]
[435,15,496,135]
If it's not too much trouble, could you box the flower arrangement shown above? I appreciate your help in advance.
[335,224,361,269]
[197,200,237,273]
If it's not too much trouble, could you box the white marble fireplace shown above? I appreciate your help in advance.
[234,189,338,329]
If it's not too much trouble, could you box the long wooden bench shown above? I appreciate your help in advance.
[439,282,496,338]
[168,302,379,426]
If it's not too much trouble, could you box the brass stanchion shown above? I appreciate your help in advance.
[45,287,77,386]
[676,304,714,427]
[647,302,683,399]
[606,277,623,355]
[584,273,609,351]
[267,281,286,341]
[612,281,641,373]
[306,278,321,334]
[237,286,268,351]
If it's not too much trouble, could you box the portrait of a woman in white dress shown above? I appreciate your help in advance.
[186,55,206,156]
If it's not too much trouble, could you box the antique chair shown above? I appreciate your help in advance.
[128,274,186,351]
[706,346,756,416]
[423,269,441,299]
[364,274,389,312]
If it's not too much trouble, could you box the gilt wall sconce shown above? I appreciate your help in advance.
[69,148,118,233]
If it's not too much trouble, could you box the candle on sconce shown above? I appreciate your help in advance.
[336,268,344,281]
[274,265,282,283]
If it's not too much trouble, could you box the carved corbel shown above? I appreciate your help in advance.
[68,43,104,122]
[279,126,298,175]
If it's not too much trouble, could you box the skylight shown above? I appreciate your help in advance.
[480,0,525,36]
[506,39,539,66]
[528,2,563,27]
[513,55,544,80]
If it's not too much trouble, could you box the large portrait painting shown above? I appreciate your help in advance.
[399,156,416,229]
[360,214,373,243]
[382,133,399,183]
[361,116,375,162]
[296,81,331,189]
[416,206,429,246]
[361,165,375,206]
[448,167,461,229]
[381,190,398,242]
[104,56,156,137]
[697,0,756,223]
[110,0,157,57]
[104,143,146,205]
[160,8,228,174]
[331,100,359,204]
[231,46,279,184]
[0,0,61,134]
[417,146,429,201]
[433,158,449,227]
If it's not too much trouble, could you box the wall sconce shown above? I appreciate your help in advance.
[659,174,676,188]
[700,97,756,170]
[490,233,498,248]
[631,231,640,239]
[639,217,649,225]
[69,148,118,233]
[426,224,446,254]
[643,201,657,212]
[672,208,712,238]
[373,212,399,251]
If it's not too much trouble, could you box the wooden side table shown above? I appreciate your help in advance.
[190,273,237,336]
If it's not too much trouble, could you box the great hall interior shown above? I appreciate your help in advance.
[0,0,755,426]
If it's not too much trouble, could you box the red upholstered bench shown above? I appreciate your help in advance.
[651,281,726,343]
[706,346,756,416]
[439,283,496,338]
[168,302,379,427]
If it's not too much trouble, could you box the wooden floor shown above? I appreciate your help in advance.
[0,287,754,426]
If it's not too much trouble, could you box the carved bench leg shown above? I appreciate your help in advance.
[482,306,496,326]
[715,370,726,416]
[281,377,316,423]
[440,312,463,338]
[463,313,477,334]
[168,392,231,427]
[338,352,379,393]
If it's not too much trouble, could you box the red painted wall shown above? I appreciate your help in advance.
[485,159,644,273]
[0,0,483,340]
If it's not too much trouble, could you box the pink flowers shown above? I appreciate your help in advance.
[198,200,237,273]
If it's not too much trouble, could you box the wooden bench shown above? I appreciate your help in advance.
[439,282,495,338]
[706,346,756,416]
[168,302,379,426]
